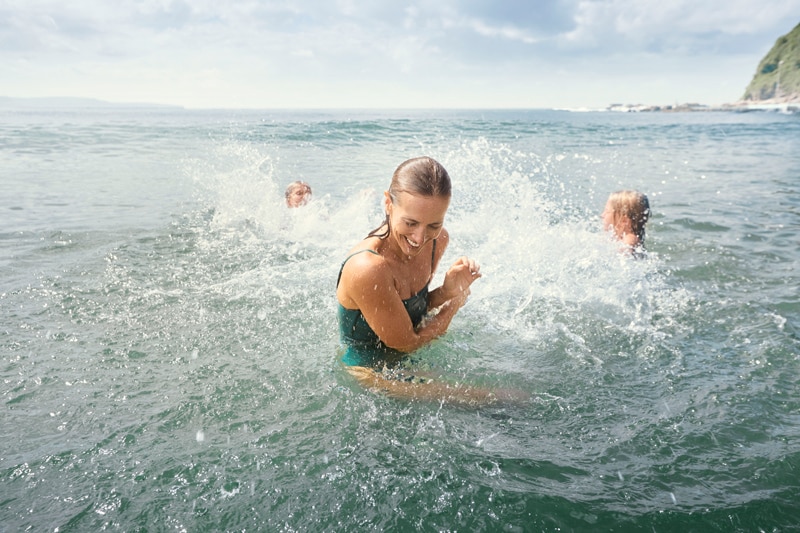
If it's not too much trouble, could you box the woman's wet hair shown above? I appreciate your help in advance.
[368,156,451,239]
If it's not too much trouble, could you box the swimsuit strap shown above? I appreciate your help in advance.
[336,239,437,288]
[336,249,379,288]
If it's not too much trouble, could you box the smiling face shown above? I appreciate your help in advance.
[385,191,449,257]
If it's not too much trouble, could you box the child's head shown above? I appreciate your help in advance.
[285,181,312,208]
[602,190,650,244]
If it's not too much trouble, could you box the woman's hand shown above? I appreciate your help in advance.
[441,256,481,303]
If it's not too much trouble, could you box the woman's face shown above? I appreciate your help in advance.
[386,191,449,257]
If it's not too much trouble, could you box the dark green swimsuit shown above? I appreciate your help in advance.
[337,240,436,367]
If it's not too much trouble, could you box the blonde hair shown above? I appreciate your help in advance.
[606,190,650,242]
[285,180,311,199]
[285,181,312,207]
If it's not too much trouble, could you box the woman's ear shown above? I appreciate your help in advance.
[383,191,392,214]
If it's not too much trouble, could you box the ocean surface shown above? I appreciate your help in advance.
[1,106,799,532]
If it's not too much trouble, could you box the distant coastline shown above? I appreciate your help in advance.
[2,95,798,114]
[0,96,183,110]
[606,96,800,114]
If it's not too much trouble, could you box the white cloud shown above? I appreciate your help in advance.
[563,0,800,52]
[1,0,799,108]
[465,18,541,44]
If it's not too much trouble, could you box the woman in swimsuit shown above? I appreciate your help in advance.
[337,157,505,405]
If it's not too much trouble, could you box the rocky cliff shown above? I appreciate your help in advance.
[742,22,800,102]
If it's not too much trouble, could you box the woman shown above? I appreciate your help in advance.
[336,157,499,405]
[601,189,650,254]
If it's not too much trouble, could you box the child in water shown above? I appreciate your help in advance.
[285,180,312,208]
[602,190,650,254]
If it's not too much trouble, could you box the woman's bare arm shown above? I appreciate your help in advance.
[338,251,470,353]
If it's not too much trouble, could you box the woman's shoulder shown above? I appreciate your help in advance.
[343,236,381,259]
[341,239,390,279]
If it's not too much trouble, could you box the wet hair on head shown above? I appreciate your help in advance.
[389,156,452,199]
[608,190,650,241]
[285,180,311,199]
[368,156,451,239]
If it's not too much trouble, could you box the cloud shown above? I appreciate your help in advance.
[562,0,800,54]
[5,1,796,61]
[2,0,799,108]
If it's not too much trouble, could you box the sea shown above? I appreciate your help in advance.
[1,105,798,532]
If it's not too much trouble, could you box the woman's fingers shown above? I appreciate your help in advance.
[444,258,481,297]
[455,257,481,279]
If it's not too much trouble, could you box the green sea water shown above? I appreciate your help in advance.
[1,107,799,531]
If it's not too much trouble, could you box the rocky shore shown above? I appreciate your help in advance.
[607,95,800,114]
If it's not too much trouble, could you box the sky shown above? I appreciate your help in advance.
[2,0,800,109]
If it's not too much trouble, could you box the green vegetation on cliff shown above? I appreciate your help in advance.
[743,22,800,102]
